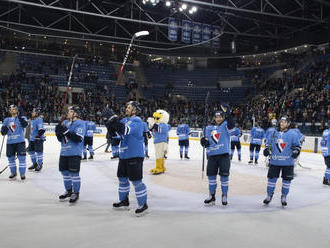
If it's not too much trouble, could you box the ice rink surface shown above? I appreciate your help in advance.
[1,136,329,248]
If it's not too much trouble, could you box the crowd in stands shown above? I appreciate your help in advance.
[0,41,329,135]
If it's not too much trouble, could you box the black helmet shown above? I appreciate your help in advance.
[32,107,41,116]
[214,109,225,117]
[68,106,81,117]
[280,115,291,125]
[126,101,141,113]
[8,104,18,111]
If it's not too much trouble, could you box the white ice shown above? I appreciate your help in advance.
[0,136,329,248]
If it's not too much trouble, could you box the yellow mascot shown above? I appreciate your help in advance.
[147,109,170,174]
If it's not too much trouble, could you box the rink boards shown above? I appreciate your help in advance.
[41,124,322,154]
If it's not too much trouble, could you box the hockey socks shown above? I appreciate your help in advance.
[325,167,330,180]
[132,180,147,207]
[281,180,291,196]
[8,156,16,176]
[29,152,37,164]
[118,177,130,201]
[36,152,43,167]
[18,155,26,176]
[208,175,217,195]
[70,172,81,193]
[267,178,277,195]
[88,145,94,156]
[61,171,72,191]
[220,176,229,195]
[184,146,189,156]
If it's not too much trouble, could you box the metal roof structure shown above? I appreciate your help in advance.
[1,0,330,56]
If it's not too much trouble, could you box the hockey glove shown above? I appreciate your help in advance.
[200,137,210,148]
[151,123,159,132]
[36,129,45,140]
[263,147,270,157]
[1,126,9,136]
[292,148,300,159]
[18,116,28,128]
[55,124,65,142]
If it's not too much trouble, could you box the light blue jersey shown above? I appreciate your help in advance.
[153,123,169,144]
[321,129,330,157]
[267,129,301,166]
[292,128,304,145]
[204,121,231,156]
[119,116,145,159]
[2,116,27,144]
[143,122,149,133]
[250,127,265,145]
[60,119,86,156]
[176,124,190,141]
[85,121,96,137]
[229,127,241,142]
[29,117,45,141]
[265,127,276,144]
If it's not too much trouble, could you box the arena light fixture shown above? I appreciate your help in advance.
[165,1,171,7]
[192,6,197,12]
[182,4,187,10]
[134,30,149,38]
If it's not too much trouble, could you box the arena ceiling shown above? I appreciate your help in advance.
[1,0,330,56]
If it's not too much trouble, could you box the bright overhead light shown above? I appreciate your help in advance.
[189,9,193,14]
[295,47,298,50]
[304,44,308,48]
[192,6,197,12]
[165,1,171,7]
[284,50,287,52]
[179,7,183,12]
[182,4,187,10]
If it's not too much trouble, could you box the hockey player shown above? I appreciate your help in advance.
[321,120,330,186]
[265,119,277,144]
[55,106,86,203]
[176,121,190,159]
[105,101,148,216]
[27,108,45,171]
[229,123,241,161]
[200,104,234,206]
[263,116,301,206]
[1,105,28,180]
[148,109,170,174]
[82,115,97,160]
[143,120,151,159]
[249,122,265,164]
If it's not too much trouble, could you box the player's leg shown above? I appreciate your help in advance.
[68,156,82,203]
[281,166,294,206]
[114,159,130,209]
[219,154,231,205]
[263,165,280,204]
[204,156,218,205]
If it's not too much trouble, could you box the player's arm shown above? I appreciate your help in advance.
[18,115,28,128]
[291,133,301,159]
[37,120,46,139]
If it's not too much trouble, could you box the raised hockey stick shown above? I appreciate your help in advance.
[116,31,149,85]
[202,91,210,179]
[59,54,78,123]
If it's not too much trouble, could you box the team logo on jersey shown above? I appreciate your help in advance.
[9,122,17,132]
[276,139,287,153]
[211,130,221,143]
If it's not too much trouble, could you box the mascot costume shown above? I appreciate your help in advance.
[147,109,170,175]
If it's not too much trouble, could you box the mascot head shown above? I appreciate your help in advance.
[147,109,169,128]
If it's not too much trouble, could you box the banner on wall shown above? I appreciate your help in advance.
[181,20,192,44]
[202,24,211,46]
[168,17,179,41]
[192,22,202,44]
